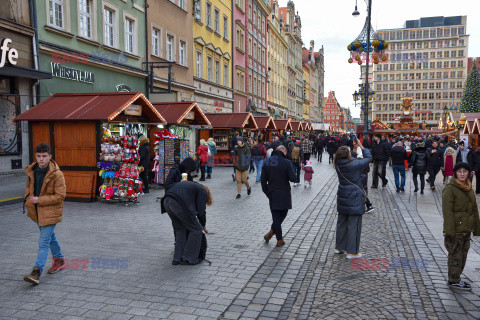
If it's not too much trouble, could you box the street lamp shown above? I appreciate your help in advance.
[353,90,359,107]
[352,0,360,17]
[442,105,448,132]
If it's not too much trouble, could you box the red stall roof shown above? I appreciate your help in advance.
[464,120,475,135]
[152,101,211,126]
[290,121,303,131]
[14,92,166,123]
[204,112,258,129]
[254,116,276,130]
[303,123,312,131]
[274,119,292,131]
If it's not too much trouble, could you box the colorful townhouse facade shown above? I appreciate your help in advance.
[233,0,248,112]
[324,91,344,133]
[193,0,233,113]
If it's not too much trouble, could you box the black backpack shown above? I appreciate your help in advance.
[251,144,261,157]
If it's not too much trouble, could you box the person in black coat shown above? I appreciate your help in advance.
[371,135,390,188]
[472,146,480,194]
[261,146,297,247]
[334,141,372,258]
[351,143,374,213]
[161,181,212,265]
[315,135,325,162]
[164,157,196,191]
[409,142,429,194]
[138,135,151,193]
[326,139,338,164]
[390,140,409,192]
[427,141,443,190]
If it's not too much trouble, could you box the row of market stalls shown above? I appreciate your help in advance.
[13,92,314,202]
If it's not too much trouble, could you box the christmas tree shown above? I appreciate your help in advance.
[459,62,480,113]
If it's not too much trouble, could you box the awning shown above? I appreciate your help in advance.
[14,92,166,123]
[253,116,276,130]
[312,123,329,131]
[204,112,258,129]
[152,101,211,126]
[0,65,52,79]
[290,121,303,131]
[274,119,292,131]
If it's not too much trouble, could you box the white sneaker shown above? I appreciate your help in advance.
[334,249,346,254]
[346,253,363,259]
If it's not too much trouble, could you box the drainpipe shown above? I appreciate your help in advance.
[144,0,149,98]
[29,0,41,107]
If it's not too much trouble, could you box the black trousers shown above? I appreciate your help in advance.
[328,153,334,163]
[271,209,288,241]
[317,148,323,161]
[428,166,441,187]
[200,165,206,179]
[476,171,480,194]
[139,170,149,191]
[372,161,388,187]
[413,172,425,190]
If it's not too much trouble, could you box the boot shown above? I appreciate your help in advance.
[264,230,274,243]
[206,174,211,179]
[47,258,65,274]
[24,267,40,285]
[276,240,285,247]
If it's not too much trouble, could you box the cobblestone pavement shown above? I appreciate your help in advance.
[0,155,479,320]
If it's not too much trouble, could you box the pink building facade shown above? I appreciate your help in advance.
[233,0,248,112]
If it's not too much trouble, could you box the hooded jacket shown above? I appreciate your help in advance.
[410,147,429,174]
[302,164,314,181]
[24,160,66,226]
[164,157,196,190]
[456,142,474,170]
[442,179,480,237]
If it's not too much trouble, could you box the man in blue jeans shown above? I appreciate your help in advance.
[390,139,408,192]
[23,143,66,285]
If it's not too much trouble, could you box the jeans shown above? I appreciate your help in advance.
[271,210,288,240]
[34,224,64,274]
[292,161,301,183]
[206,166,213,175]
[164,197,203,263]
[392,165,406,190]
[139,171,149,191]
[372,160,388,187]
[254,159,264,182]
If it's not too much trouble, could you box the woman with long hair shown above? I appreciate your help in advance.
[333,139,372,259]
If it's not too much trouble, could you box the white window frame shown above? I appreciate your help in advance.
[166,32,176,62]
[178,0,185,10]
[223,15,228,40]
[224,62,229,86]
[207,55,213,82]
[215,59,220,84]
[48,0,65,29]
[179,39,187,67]
[151,25,162,57]
[214,8,220,34]
[196,50,203,78]
[206,2,212,28]
[78,0,94,39]
[124,13,137,54]
[103,2,119,48]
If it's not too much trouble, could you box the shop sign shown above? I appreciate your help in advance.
[0,38,19,68]
[124,104,142,116]
[51,62,94,83]
[116,84,131,92]
[184,110,195,120]
[213,101,225,107]
[414,110,432,114]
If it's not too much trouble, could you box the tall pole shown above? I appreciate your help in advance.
[363,0,372,138]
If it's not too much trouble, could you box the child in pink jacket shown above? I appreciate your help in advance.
[302,161,314,188]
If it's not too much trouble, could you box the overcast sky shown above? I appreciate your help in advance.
[284,0,480,119]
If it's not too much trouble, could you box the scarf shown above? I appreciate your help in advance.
[454,178,471,192]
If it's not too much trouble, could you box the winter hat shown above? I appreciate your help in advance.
[453,162,471,173]
[200,139,207,145]
[237,136,244,142]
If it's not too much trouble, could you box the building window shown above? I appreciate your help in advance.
[207,56,213,82]
[79,0,92,38]
[179,41,186,66]
[223,16,228,40]
[236,0,244,11]
[206,2,212,28]
[125,18,135,54]
[215,60,220,84]
[152,27,160,57]
[224,63,229,86]
[196,51,203,77]
[49,0,64,29]
[178,0,185,10]
[166,34,174,61]
[104,7,115,47]
[194,0,202,21]
[236,27,244,51]
[214,9,220,34]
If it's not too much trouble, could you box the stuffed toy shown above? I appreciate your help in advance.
[105,187,114,200]
[99,185,107,198]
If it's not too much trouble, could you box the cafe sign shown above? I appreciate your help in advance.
[124,104,142,116]
[51,62,94,83]
[0,38,18,68]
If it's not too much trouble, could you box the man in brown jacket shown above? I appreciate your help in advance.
[23,143,66,285]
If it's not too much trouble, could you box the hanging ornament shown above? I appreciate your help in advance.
[348,58,353,63]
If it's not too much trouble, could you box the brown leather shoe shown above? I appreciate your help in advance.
[276,240,285,247]
[23,268,40,285]
[47,258,65,274]
[264,230,274,243]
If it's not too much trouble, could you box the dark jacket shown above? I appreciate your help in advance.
[315,138,324,150]
[372,140,390,162]
[471,151,480,172]
[138,143,151,169]
[261,149,296,211]
[162,181,207,227]
[233,143,251,172]
[409,147,429,174]
[427,147,443,168]
[164,157,196,190]
[390,145,408,166]
[442,179,480,237]
[335,148,372,215]
[326,140,337,155]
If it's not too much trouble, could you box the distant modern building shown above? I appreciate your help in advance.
[374,16,469,127]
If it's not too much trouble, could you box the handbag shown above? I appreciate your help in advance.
[335,165,367,201]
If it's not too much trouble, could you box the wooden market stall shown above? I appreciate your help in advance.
[273,119,293,137]
[200,112,258,166]
[150,102,211,185]
[253,116,277,142]
[14,92,166,202]
[290,121,304,137]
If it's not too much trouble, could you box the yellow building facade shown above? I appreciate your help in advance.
[192,0,233,112]
[302,65,310,121]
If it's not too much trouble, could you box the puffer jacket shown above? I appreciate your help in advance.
[24,160,66,227]
[335,149,372,215]
[197,145,209,164]
[442,179,480,237]
[409,147,429,174]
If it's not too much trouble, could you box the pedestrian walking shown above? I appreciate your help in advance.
[301,135,313,164]
[391,140,408,192]
[138,134,150,193]
[230,132,240,182]
[248,137,255,174]
[326,138,337,164]
[456,141,474,181]
[427,141,443,190]
[333,141,372,259]
[442,147,456,185]
[165,157,196,191]
[23,143,66,285]
[251,138,267,182]
[371,134,390,188]
[206,138,217,179]
[233,137,252,199]
[197,139,209,181]
[315,135,324,162]
[410,142,429,194]
[442,162,480,291]
[472,146,480,194]
[302,161,314,188]
[261,146,297,247]
[162,181,212,265]
[288,139,303,187]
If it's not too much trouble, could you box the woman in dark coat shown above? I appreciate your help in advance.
[138,135,151,193]
[326,139,338,164]
[334,140,372,259]
[409,142,429,194]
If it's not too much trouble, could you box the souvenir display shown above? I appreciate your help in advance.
[152,129,190,184]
